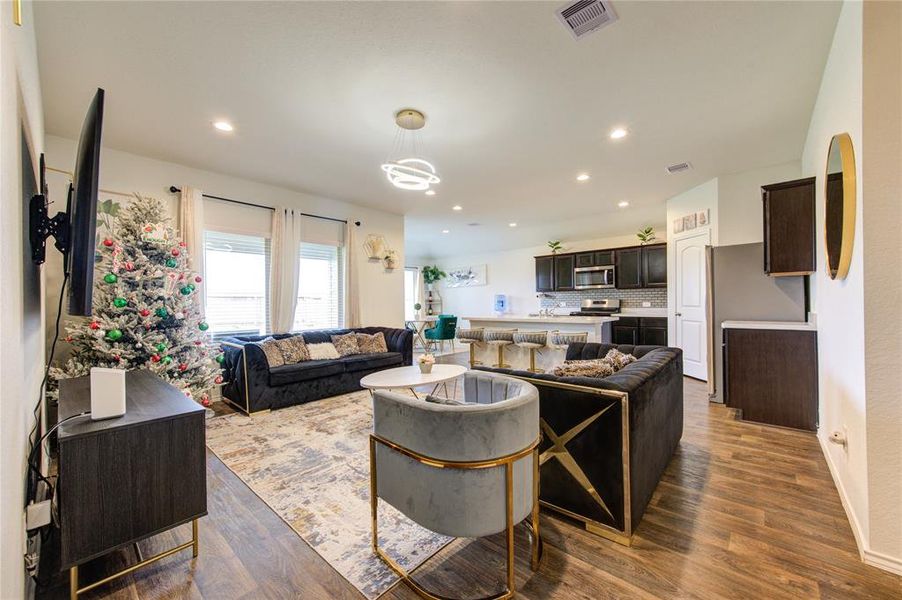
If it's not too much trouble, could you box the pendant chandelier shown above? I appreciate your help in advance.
[380,109,441,192]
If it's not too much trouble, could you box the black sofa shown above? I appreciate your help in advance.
[220,326,413,414]
[477,342,683,544]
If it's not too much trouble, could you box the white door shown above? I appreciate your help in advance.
[675,231,709,380]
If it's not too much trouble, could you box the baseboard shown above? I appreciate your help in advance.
[817,431,902,576]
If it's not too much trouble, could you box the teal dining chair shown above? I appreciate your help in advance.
[424,314,457,353]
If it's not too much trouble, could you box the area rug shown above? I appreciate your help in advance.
[205,391,452,598]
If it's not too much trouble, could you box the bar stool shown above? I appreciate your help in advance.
[550,331,588,350]
[457,328,485,368]
[513,331,549,373]
[483,329,517,368]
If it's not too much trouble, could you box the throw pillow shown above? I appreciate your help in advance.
[553,359,615,378]
[255,337,285,368]
[357,332,388,354]
[275,335,309,363]
[605,348,637,370]
[307,342,341,360]
[331,333,360,356]
[425,394,469,406]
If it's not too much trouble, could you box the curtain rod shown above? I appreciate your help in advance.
[168,186,360,226]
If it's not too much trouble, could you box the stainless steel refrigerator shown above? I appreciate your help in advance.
[707,242,807,403]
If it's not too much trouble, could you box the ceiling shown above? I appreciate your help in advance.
[35,1,841,259]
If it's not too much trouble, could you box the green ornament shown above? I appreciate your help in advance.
[198,321,209,331]
[162,356,173,365]
[215,354,225,364]
[187,283,196,291]
[155,307,168,318]
[105,329,123,341]
[103,273,118,284]
[165,258,178,268]
[155,342,167,352]
[113,297,127,308]
[180,286,192,296]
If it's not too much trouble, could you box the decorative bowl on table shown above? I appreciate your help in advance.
[418,353,435,374]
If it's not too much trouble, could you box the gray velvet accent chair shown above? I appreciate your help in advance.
[370,371,543,599]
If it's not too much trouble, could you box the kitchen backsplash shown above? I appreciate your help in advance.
[539,288,667,309]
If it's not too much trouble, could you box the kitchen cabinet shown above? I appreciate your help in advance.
[574,252,594,268]
[762,177,815,276]
[554,254,575,290]
[724,327,817,430]
[535,256,555,292]
[575,250,615,268]
[641,245,667,288]
[615,248,642,289]
[612,317,639,344]
[613,316,668,346]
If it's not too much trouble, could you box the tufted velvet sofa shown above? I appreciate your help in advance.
[477,342,683,544]
[220,327,413,414]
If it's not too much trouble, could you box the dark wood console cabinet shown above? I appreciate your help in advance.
[58,369,207,596]
[723,327,818,430]
[762,177,816,276]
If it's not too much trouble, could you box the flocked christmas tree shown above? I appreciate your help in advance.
[52,195,222,406]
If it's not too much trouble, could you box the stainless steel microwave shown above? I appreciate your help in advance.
[574,265,615,289]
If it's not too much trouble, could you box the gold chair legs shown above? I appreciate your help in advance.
[492,344,511,369]
[525,347,543,374]
[466,343,483,368]
[370,435,543,600]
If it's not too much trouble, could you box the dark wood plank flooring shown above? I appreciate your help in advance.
[38,352,902,599]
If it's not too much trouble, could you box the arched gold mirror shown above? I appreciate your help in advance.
[824,133,856,280]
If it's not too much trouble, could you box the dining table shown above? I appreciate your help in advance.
[405,316,438,350]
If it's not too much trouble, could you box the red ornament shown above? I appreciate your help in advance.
[194,341,202,346]
[65,336,73,342]
[171,248,181,257]
[113,355,121,362]
[201,396,211,408]
[214,375,223,385]
[179,241,187,247]
[102,238,114,247]
[178,273,185,280]
[150,354,161,362]
[139,308,151,317]
[194,275,203,283]
[178,363,188,371]
[144,225,153,232]
[145,324,152,330]
[125,261,134,271]
[89,321,100,330]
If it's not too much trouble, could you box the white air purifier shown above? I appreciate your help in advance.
[90,367,127,420]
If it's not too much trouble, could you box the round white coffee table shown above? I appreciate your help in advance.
[360,364,467,399]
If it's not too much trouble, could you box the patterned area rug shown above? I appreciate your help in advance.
[205,390,451,598]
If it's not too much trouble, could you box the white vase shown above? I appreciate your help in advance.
[419,363,433,374]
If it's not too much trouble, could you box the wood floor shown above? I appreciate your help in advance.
[38,353,901,599]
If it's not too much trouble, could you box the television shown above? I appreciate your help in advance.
[29,88,104,316]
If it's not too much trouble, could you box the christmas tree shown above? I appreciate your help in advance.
[52,195,222,406]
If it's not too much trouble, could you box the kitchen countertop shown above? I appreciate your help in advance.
[464,315,619,324]
[613,308,668,318]
[722,320,817,331]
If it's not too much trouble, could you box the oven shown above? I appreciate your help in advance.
[574,265,615,289]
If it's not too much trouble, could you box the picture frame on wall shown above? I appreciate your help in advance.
[446,264,487,287]
[683,213,697,231]
[673,218,685,234]
[696,209,709,227]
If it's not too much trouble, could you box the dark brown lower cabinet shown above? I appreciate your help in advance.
[612,317,668,346]
[723,328,818,431]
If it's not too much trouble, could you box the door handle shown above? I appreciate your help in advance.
[675,312,682,317]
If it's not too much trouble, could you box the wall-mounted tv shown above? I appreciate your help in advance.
[29,88,104,316]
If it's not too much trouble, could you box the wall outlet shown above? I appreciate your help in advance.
[558,301,567,308]
[642,301,651,307]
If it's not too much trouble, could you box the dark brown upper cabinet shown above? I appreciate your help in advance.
[535,255,555,292]
[554,254,575,291]
[762,177,816,276]
[615,248,642,289]
[575,250,615,268]
[641,244,667,288]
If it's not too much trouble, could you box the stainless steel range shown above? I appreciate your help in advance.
[569,298,621,317]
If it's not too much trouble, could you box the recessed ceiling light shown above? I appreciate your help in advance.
[452,205,462,211]
[509,222,518,228]
[609,128,628,139]
[425,190,436,196]
[618,201,630,208]
[213,120,234,132]
[442,229,450,234]
[576,173,591,182]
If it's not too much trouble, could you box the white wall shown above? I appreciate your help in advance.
[427,233,660,323]
[801,0,870,558]
[717,161,802,246]
[43,135,406,343]
[1,2,46,597]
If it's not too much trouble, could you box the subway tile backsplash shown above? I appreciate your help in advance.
[539,288,667,309]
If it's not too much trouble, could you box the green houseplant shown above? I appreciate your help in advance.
[422,265,446,286]
[637,226,657,245]
[547,240,563,254]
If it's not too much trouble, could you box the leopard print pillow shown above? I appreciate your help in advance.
[331,333,360,356]
[553,359,615,378]
[356,332,388,354]
[605,348,637,370]
[256,337,285,368]
[275,335,309,363]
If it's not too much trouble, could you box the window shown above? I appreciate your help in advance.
[203,230,270,337]
[292,242,344,331]
[404,267,419,321]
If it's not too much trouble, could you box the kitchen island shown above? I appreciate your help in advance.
[462,315,618,371]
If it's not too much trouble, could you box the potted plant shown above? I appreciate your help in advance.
[383,249,398,270]
[418,353,435,374]
[637,226,657,245]
[547,240,563,254]
[422,265,446,290]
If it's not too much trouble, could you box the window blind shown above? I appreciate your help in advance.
[292,242,344,331]
[203,230,271,338]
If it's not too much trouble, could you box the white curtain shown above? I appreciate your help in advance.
[415,268,427,320]
[344,220,361,328]
[270,208,303,333]
[179,186,205,306]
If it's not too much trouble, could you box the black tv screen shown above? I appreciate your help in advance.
[66,88,104,316]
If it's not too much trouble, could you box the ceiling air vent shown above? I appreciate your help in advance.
[556,0,618,40]
[666,162,693,174]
